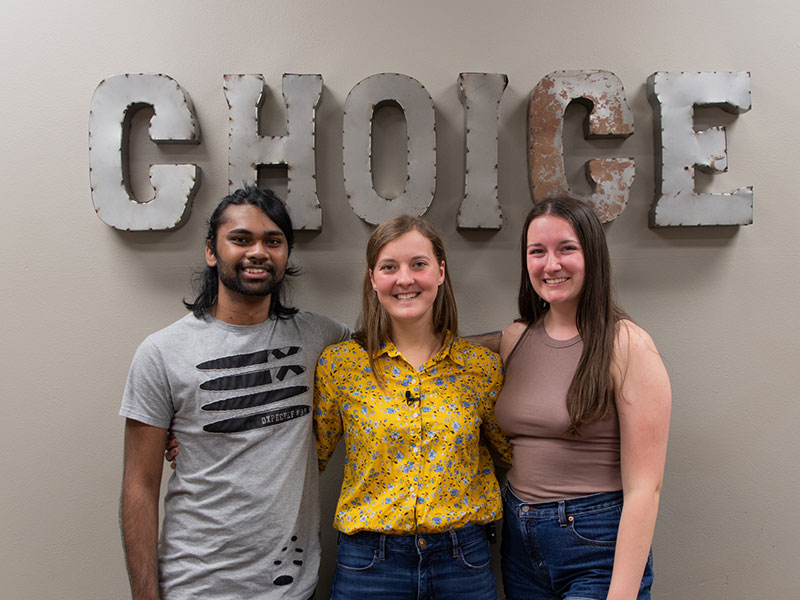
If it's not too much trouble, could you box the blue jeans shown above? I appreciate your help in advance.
[501,484,653,600]
[329,524,498,600]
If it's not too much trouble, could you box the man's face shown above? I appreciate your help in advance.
[205,204,289,299]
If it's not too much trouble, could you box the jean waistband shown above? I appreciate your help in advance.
[339,523,486,556]
[503,482,623,519]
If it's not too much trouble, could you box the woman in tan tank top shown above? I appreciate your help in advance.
[494,198,671,600]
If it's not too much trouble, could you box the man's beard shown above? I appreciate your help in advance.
[218,263,283,298]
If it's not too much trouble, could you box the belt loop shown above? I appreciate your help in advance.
[450,529,459,558]
[336,531,341,545]
[378,533,386,560]
[558,500,568,527]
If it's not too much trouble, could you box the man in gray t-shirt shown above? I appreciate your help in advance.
[120,186,349,600]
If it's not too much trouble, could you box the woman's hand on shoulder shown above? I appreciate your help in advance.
[499,321,528,364]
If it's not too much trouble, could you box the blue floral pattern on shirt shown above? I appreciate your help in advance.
[314,334,511,535]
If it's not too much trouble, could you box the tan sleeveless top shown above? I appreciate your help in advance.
[495,321,622,502]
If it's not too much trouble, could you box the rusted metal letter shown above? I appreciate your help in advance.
[88,73,200,230]
[648,71,752,227]
[343,73,436,225]
[225,74,323,230]
[529,70,635,223]
[457,73,507,230]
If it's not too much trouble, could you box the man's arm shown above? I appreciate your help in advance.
[120,418,168,600]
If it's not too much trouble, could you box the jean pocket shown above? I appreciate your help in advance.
[456,536,492,571]
[335,540,379,573]
[567,504,621,547]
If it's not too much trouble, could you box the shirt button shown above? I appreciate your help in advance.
[417,538,427,548]
[411,378,417,385]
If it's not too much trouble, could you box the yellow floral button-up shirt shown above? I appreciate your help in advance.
[314,334,511,535]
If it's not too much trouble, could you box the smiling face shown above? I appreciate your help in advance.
[526,214,586,311]
[206,203,289,301]
[369,229,445,328]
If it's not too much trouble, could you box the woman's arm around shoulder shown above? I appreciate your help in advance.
[499,321,527,364]
[607,320,672,600]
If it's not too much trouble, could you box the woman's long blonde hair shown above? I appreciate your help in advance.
[353,215,458,386]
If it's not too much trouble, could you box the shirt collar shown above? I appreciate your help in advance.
[377,331,464,367]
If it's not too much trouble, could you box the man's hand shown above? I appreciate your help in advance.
[165,432,179,470]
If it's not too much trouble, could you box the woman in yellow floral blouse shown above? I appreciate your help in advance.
[314,215,511,600]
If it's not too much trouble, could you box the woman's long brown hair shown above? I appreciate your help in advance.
[517,197,627,435]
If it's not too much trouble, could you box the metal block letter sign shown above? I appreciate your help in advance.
[457,73,508,230]
[343,73,436,225]
[225,73,324,230]
[89,73,200,230]
[529,70,635,223]
[648,71,752,227]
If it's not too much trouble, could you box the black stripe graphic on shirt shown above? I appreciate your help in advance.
[203,405,310,433]
[199,365,305,391]
[196,346,301,370]
[201,386,308,411]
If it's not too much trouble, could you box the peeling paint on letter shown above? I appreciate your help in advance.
[529,70,634,223]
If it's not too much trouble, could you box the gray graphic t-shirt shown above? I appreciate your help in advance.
[120,311,350,600]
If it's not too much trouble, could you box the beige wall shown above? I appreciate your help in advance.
[2,0,798,597]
